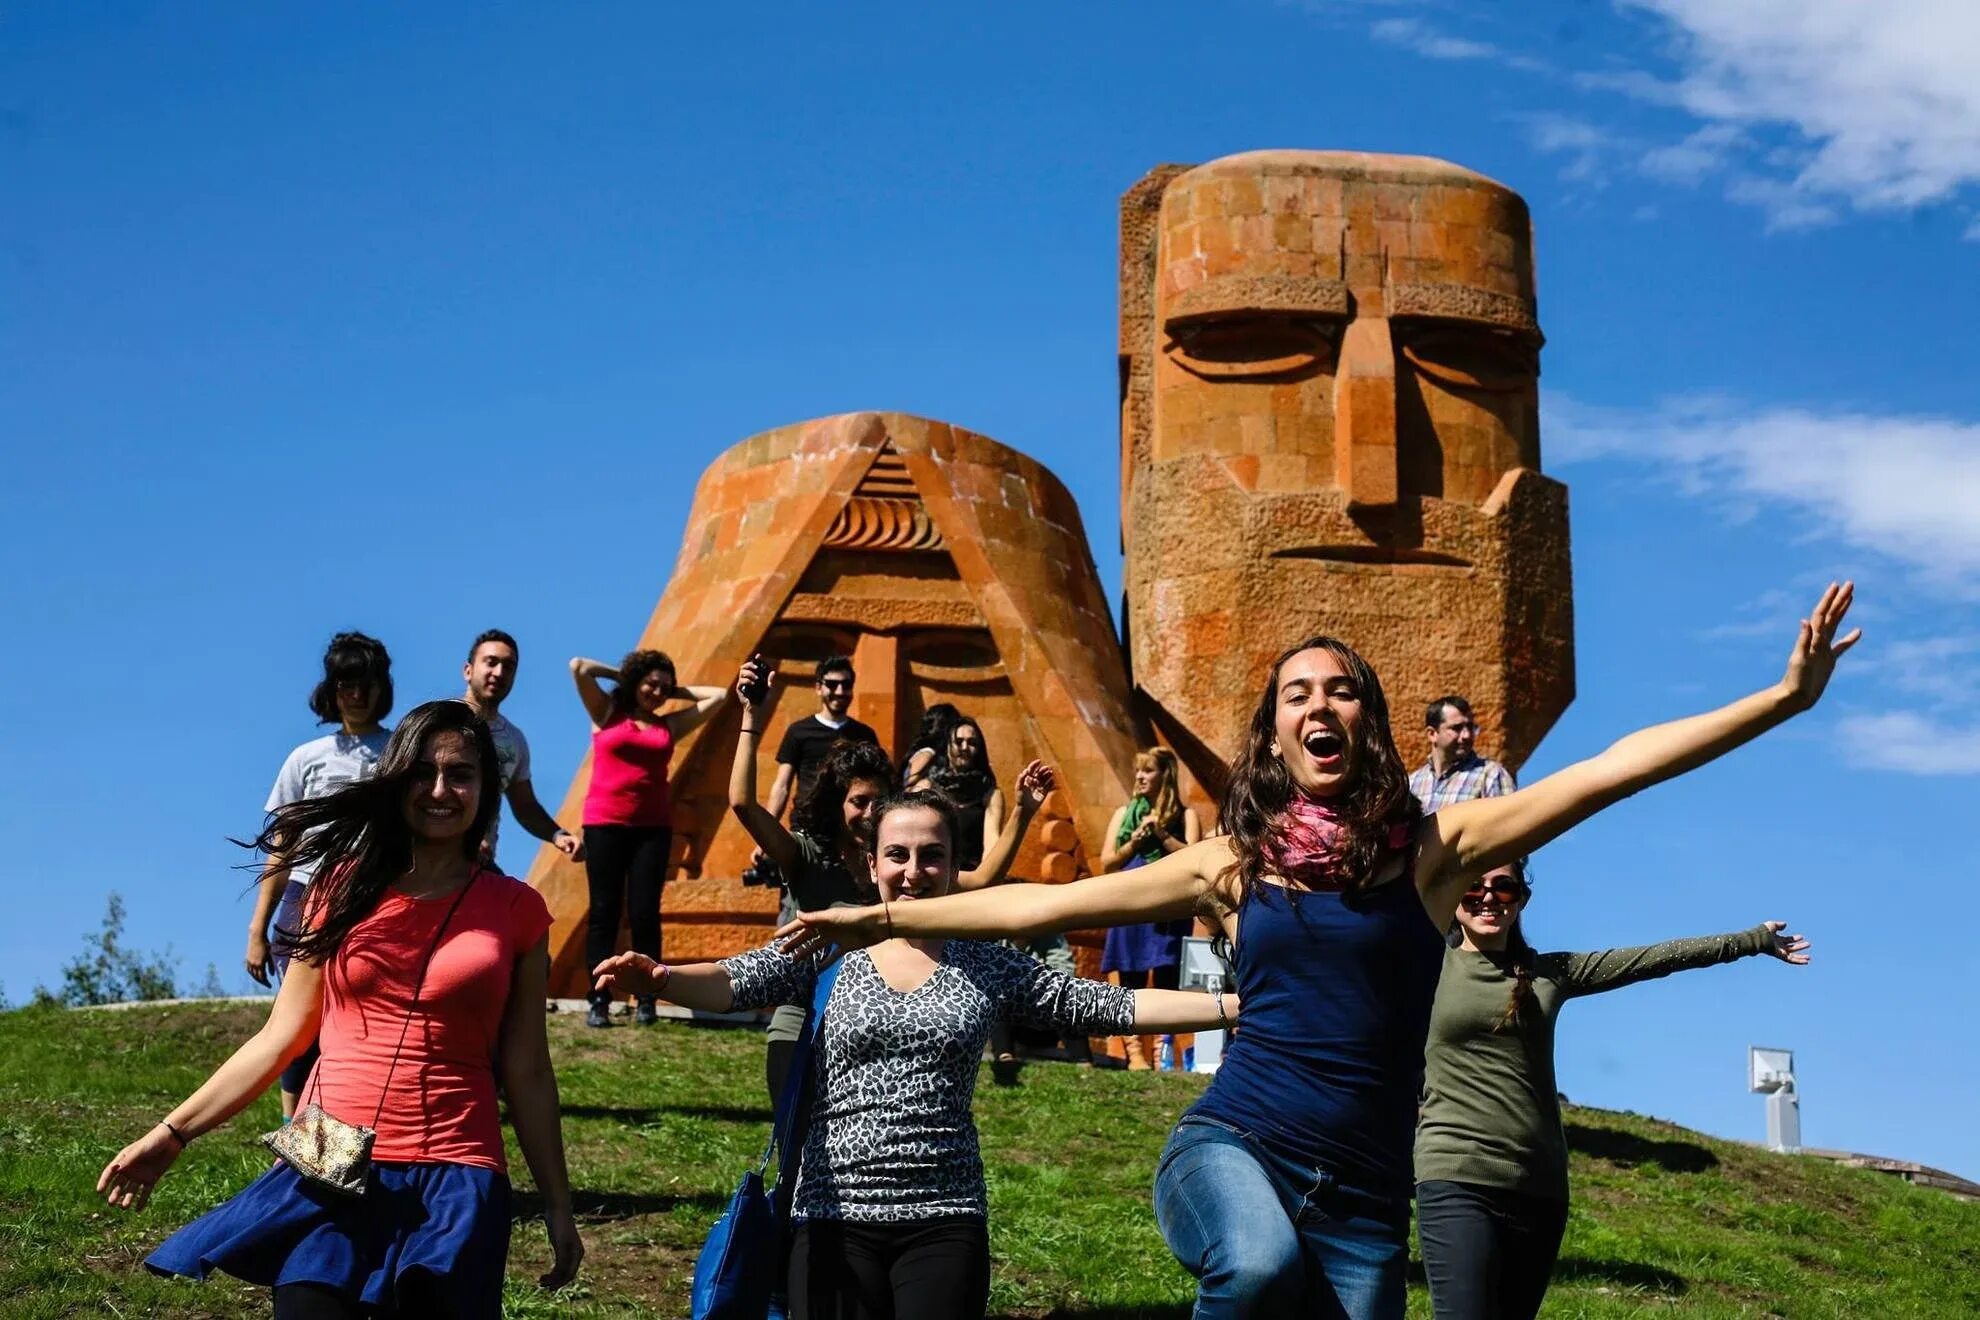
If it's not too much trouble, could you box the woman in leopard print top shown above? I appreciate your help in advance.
[595,786,1237,1319]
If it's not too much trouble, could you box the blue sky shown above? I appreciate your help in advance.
[5,2,1977,1177]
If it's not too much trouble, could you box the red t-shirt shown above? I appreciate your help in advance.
[302,869,552,1171]
[583,714,675,828]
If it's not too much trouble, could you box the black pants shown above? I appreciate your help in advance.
[582,824,672,1002]
[788,1217,990,1320]
[272,1276,455,1318]
[1415,1179,1569,1320]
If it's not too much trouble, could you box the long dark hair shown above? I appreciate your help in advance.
[609,649,677,721]
[929,717,995,807]
[1220,635,1420,904]
[1493,860,1537,1030]
[308,631,393,725]
[792,740,898,845]
[903,704,962,778]
[258,700,500,964]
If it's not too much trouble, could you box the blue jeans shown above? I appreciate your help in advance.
[1154,1115,1410,1320]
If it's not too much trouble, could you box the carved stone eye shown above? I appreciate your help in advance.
[1163,317,1340,379]
[1397,325,1537,394]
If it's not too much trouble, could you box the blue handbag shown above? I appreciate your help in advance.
[691,959,841,1320]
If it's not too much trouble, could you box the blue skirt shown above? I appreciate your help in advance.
[146,1160,511,1317]
[1100,855,1187,974]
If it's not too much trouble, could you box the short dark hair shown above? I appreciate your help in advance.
[610,649,677,720]
[872,789,962,862]
[468,629,519,663]
[1425,694,1474,730]
[309,631,394,725]
[816,654,855,685]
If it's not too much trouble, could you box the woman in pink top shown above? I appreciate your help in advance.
[97,700,582,1319]
[571,649,727,1027]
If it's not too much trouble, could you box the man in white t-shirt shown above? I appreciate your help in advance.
[462,629,583,868]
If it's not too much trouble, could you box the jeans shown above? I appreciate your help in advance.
[1415,1179,1568,1320]
[1154,1115,1410,1320]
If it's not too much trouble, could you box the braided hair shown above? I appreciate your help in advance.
[1492,859,1537,1031]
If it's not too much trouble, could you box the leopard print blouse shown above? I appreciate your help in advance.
[722,940,1138,1221]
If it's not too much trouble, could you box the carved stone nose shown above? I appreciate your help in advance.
[1333,316,1398,509]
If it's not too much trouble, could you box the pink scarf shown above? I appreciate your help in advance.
[1263,794,1411,890]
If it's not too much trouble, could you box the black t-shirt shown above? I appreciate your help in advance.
[775,714,882,808]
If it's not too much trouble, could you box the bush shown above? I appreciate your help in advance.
[53,893,180,1006]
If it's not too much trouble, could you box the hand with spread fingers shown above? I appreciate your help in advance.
[1014,760,1056,812]
[1762,921,1812,966]
[592,951,669,999]
[778,904,890,961]
[1779,581,1862,712]
[97,1124,183,1213]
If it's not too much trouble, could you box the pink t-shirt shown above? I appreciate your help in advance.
[583,715,675,828]
[303,869,552,1171]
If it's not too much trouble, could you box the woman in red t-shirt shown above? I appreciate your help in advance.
[570,649,728,1028]
[97,700,583,1319]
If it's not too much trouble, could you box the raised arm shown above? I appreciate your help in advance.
[1560,921,1808,998]
[954,762,1046,892]
[729,659,800,873]
[665,683,730,739]
[783,834,1231,955]
[498,938,583,1289]
[1420,583,1860,914]
[98,960,325,1209]
[569,656,619,727]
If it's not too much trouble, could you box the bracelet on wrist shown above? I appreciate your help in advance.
[655,962,673,994]
[160,1119,191,1148]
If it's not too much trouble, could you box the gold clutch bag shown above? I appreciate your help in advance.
[262,1102,375,1197]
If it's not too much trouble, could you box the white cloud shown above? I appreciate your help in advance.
[1545,393,1980,589]
[1613,0,1980,223]
[1838,711,1980,774]
[1370,17,1499,63]
[1513,113,1620,185]
[1854,635,1980,704]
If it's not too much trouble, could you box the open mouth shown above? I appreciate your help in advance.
[1302,729,1345,765]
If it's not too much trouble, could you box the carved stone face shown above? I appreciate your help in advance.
[1150,150,1542,509]
[1121,151,1573,774]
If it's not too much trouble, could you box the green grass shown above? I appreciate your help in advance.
[2,1001,1976,1317]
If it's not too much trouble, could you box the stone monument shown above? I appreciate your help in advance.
[1119,150,1574,790]
[528,412,1142,995]
[527,150,1575,990]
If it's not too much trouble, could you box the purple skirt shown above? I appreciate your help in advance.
[1100,855,1187,974]
[146,1161,511,1316]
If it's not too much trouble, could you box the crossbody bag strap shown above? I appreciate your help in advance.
[756,956,842,1178]
[366,872,479,1130]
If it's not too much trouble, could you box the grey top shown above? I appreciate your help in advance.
[722,939,1138,1221]
[1415,924,1774,1199]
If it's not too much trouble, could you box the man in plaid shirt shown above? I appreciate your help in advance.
[1409,694,1516,812]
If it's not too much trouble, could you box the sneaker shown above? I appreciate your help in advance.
[586,1001,612,1029]
[635,998,659,1026]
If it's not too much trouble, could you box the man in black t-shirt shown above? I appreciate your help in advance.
[766,653,882,822]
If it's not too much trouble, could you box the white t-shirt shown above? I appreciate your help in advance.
[483,712,531,858]
[265,729,393,886]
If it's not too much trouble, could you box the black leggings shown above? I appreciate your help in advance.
[272,1275,455,1318]
[582,824,672,1001]
[1415,1179,1569,1320]
[788,1217,989,1320]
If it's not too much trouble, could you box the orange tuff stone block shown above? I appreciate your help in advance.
[525,412,1144,995]
[1120,150,1572,778]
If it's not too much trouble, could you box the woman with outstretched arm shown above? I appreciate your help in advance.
[1416,860,1811,1319]
[595,788,1234,1319]
[781,583,1859,1320]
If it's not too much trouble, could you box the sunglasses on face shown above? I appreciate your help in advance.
[818,679,851,692]
[1462,880,1526,905]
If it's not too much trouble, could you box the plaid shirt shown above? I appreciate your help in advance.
[1409,751,1516,813]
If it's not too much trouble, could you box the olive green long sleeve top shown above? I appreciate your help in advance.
[1414,924,1775,1200]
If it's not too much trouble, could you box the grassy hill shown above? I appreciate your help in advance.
[2,1001,1974,1318]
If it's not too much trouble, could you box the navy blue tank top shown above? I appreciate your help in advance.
[1187,876,1446,1196]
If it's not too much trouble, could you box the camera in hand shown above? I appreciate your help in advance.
[739,652,770,707]
[741,856,782,888]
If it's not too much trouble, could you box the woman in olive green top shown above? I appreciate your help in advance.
[1415,862,1810,1320]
